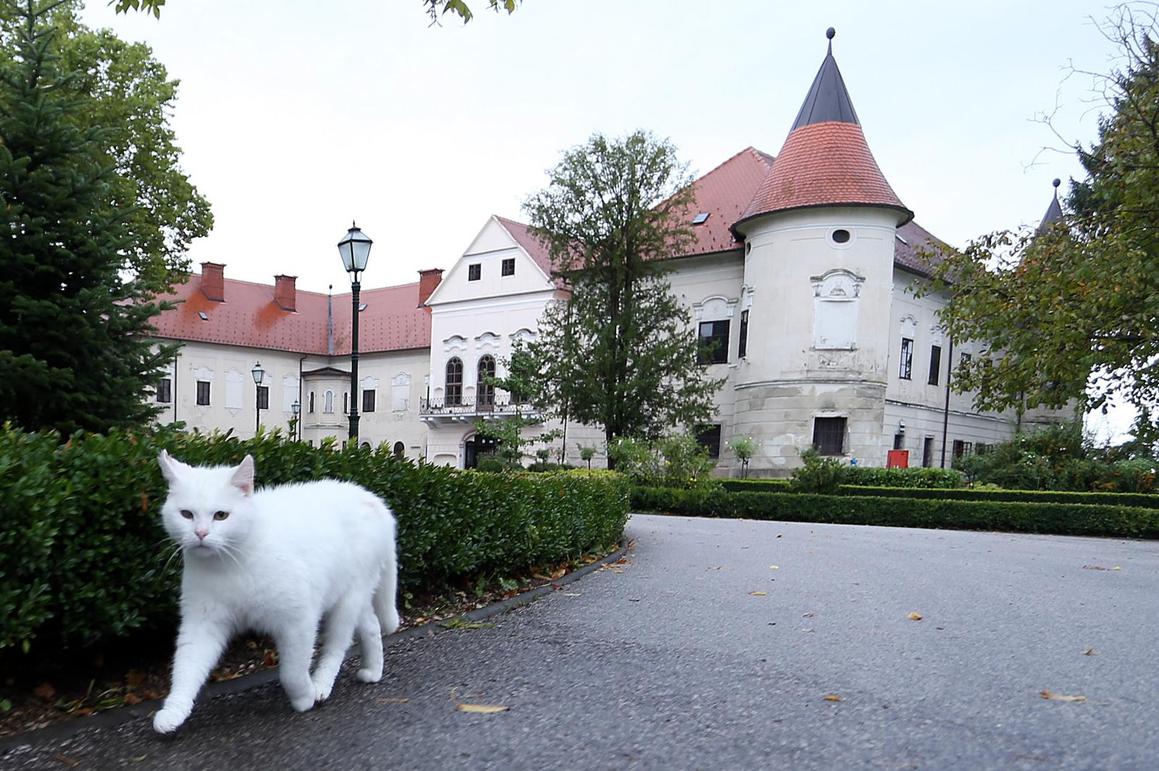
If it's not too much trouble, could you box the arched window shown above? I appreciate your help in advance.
[393,441,405,458]
[308,391,315,413]
[445,357,463,406]
[323,389,334,414]
[477,355,496,408]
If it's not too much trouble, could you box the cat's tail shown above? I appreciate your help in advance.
[373,508,401,636]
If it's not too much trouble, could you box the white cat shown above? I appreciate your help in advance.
[152,451,400,734]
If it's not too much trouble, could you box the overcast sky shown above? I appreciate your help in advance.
[80,0,1134,439]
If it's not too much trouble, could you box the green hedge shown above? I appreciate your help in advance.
[721,479,1158,509]
[0,425,630,656]
[633,486,1159,539]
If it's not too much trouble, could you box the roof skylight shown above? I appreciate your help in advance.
[197,311,209,321]
[692,212,710,225]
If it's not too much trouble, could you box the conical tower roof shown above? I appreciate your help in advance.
[1037,178,1063,233]
[735,29,912,231]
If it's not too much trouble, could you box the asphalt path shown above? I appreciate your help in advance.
[3,514,1158,770]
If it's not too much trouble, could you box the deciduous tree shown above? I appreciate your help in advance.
[521,131,723,453]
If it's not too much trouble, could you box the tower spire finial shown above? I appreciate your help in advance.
[826,26,835,52]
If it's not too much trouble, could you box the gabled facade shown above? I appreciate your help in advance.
[147,29,1063,474]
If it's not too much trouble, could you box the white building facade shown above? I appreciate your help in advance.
[149,33,1062,475]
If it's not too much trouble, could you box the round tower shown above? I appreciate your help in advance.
[731,29,913,472]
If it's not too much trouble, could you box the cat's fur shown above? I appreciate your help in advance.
[153,451,400,734]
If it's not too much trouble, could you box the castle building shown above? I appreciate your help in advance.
[149,30,1062,474]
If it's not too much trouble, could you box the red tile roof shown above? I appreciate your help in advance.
[151,274,431,355]
[737,122,912,228]
[675,147,775,257]
[494,216,556,277]
[893,220,951,277]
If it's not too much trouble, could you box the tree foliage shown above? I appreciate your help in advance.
[926,6,1159,441]
[0,2,212,294]
[112,0,520,24]
[521,131,723,450]
[0,0,175,434]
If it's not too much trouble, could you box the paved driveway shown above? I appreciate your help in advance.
[4,514,1158,769]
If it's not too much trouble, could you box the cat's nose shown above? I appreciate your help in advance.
[195,527,209,540]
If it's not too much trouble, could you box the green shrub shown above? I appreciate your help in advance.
[721,479,1157,509]
[790,448,845,493]
[631,486,1159,539]
[842,465,964,488]
[607,434,716,489]
[0,425,630,658]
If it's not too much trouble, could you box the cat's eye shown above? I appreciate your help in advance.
[213,510,230,521]
[179,509,194,520]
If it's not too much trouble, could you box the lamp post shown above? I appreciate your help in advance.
[251,361,266,436]
[291,399,301,441]
[337,222,372,441]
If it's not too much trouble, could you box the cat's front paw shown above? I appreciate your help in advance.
[289,691,317,712]
[311,675,333,703]
[356,667,382,683]
[153,706,189,734]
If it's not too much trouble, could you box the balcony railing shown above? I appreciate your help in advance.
[419,395,540,419]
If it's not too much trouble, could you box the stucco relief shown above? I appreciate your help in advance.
[693,295,738,321]
[811,269,864,351]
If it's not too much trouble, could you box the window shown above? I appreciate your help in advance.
[343,392,349,414]
[976,442,989,455]
[477,355,496,408]
[324,390,334,414]
[393,441,405,458]
[893,433,906,450]
[468,263,481,281]
[738,310,749,359]
[922,437,935,467]
[308,392,315,413]
[156,378,172,404]
[196,380,211,406]
[928,345,942,385]
[960,352,972,366]
[362,389,376,413]
[812,417,846,456]
[257,385,269,410]
[831,228,851,244]
[445,357,463,406]
[899,337,914,380]
[697,320,730,364]
[696,424,722,459]
[501,258,515,276]
[952,440,973,464]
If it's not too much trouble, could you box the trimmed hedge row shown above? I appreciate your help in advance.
[721,479,1159,509]
[0,425,630,656]
[633,486,1159,539]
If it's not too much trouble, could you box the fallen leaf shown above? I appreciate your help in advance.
[531,572,550,581]
[769,565,779,570]
[1112,566,1121,571]
[34,683,56,702]
[1040,690,1086,703]
[1083,647,1098,656]
[823,694,842,702]
[376,697,409,705]
[451,688,508,714]
[128,756,149,764]
[262,650,279,667]
[907,612,923,622]
[550,567,567,580]
[123,692,142,706]
[749,591,768,597]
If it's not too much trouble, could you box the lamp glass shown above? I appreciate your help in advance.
[251,362,265,385]
[291,401,300,416]
[337,224,373,274]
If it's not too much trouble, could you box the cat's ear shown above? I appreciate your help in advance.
[231,455,255,496]
[158,450,184,483]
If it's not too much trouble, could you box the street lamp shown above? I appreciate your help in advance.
[291,399,301,440]
[337,221,372,441]
[251,361,266,435]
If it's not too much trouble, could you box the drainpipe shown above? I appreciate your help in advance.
[172,352,179,424]
[940,337,953,468]
[298,354,307,441]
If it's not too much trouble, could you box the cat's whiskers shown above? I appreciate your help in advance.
[161,542,184,574]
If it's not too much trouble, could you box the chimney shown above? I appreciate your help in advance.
[200,262,225,301]
[418,268,444,306]
[274,274,297,311]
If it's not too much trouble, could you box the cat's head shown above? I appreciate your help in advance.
[158,451,257,559]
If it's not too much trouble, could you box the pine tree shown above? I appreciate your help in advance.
[0,0,172,436]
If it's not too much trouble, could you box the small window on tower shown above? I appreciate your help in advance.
[831,229,851,244]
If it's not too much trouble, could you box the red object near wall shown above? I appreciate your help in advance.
[886,449,909,468]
